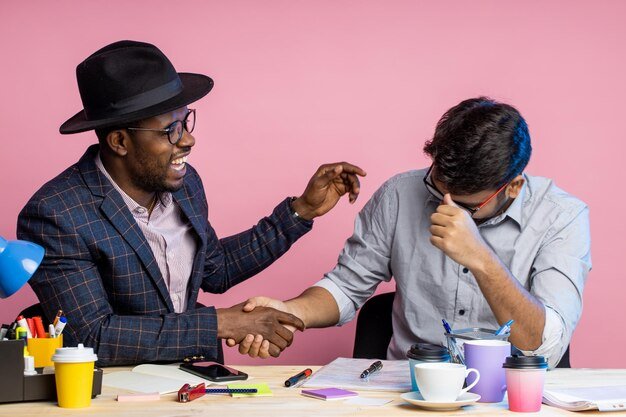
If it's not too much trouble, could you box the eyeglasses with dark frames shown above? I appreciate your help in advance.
[127,109,196,145]
[423,164,510,216]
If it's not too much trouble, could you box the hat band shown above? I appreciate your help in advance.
[86,77,183,120]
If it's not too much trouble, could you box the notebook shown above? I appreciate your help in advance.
[543,385,626,411]
[103,364,242,394]
[301,388,358,401]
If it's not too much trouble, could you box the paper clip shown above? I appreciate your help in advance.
[178,382,206,403]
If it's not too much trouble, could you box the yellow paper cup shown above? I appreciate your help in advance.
[52,344,98,408]
[27,334,63,367]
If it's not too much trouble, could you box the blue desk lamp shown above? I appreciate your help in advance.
[0,236,44,298]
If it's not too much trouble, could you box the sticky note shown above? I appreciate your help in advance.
[301,388,358,400]
[227,382,273,397]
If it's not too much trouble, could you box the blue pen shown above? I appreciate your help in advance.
[442,319,453,334]
[442,319,464,365]
[496,319,514,335]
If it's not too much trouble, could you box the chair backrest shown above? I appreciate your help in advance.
[352,291,571,368]
[353,292,395,359]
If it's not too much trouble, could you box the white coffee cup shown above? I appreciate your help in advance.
[414,362,480,402]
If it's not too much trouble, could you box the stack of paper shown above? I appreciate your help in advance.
[543,385,626,411]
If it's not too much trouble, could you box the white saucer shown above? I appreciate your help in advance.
[400,391,481,411]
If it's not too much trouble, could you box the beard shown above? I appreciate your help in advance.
[129,150,183,193]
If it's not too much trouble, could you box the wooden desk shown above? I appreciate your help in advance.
[1,367,625,416]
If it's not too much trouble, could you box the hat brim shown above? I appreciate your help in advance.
[59,73,213,134]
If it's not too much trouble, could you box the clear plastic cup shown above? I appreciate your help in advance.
[52,344,98,408]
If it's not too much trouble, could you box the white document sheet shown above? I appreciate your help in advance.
[302,357,411,392]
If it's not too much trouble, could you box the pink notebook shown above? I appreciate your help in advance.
[301,388,358,401]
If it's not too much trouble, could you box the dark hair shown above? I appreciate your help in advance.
[95,126,122,144]
[423,97,531,195]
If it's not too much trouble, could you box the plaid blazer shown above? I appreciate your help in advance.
[17,145,312,366]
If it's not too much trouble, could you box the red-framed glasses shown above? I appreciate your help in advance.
[423,165,510,216]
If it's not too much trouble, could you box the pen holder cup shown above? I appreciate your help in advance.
[27,334,63,367]
[444,328,508,364]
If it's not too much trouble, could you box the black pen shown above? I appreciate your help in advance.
[360,360,383,378]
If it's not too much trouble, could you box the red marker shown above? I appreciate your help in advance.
[285,368,313,387]
[33,316,46,338]
[26,318,37,339]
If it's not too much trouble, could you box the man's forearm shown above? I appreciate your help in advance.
[471,250,545,350]
[285,286,340,328]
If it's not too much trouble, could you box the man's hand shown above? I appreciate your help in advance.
[291,162,367,220]
[225,297,296,359]
[217,304,304,358]
[429,194,493,270]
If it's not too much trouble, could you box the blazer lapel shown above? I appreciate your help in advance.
[173,184,207,307]
[79,145,175,312]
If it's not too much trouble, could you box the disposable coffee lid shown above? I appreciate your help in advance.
[52,343,98,363]
[407,343,450,361]
[502,354,548,369]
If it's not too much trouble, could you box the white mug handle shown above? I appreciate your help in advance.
[460,368,480,395]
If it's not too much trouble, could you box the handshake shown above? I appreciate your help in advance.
[217,297,302,358]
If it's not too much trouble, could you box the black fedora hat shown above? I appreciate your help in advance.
[60,40,213,134]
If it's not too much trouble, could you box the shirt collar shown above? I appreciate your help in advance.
[480,175,527,228]
[421,167,528,228]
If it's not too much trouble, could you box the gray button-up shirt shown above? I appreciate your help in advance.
[316,169,591,368]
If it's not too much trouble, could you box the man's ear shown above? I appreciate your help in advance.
[506,175,525,199]
[105,129,130,156]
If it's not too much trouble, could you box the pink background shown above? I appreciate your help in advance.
[1,1,624,367]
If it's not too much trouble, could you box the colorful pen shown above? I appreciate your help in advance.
[16,315,33,339]
[442,319,465,365]
[442,319,453,334]
[205,388,258,394]
[496,319,514,336]
[53,310,63,327]
[33,316,46,338]
[54,316,67,337]
[285,368,313,387]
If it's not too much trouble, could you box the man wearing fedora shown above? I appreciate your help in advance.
[17,40,366,366]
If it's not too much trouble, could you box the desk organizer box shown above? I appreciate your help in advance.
[445,327,510,364]
[0,340,102,403]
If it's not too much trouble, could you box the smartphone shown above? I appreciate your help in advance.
[179,361,248,382]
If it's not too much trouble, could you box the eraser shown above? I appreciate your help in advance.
[117,392,161,402]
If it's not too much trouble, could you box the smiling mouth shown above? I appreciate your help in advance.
[171,155,188,171]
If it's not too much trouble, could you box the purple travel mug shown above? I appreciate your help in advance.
[464,340,510,402]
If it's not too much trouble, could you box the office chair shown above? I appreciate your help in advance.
[18,302,225,364]
[352,292,571,368]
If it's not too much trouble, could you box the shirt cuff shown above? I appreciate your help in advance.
[313,278,357,326]
[518,305,566,369]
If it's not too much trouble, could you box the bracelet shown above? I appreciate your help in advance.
[290,196,302,219]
